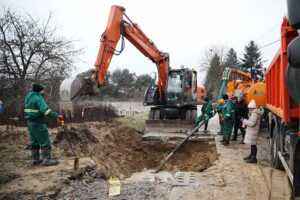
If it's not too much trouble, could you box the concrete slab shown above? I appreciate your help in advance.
[172,172,198,187]
[125,170,174,183]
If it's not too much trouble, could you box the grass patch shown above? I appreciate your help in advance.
[116,117,145,133]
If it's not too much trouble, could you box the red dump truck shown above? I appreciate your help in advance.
[265,12,300,196]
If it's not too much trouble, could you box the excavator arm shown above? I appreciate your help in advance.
[217,68,252,100]
[94,6,170,101]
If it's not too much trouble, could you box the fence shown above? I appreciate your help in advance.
[0,102,118,128]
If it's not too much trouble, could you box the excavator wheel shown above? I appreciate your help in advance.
[148,110,155,120]
[154,110,160,120]
[185,110,192,120]
[191,110,197,121]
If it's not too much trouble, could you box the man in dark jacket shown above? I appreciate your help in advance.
[231,93,248,143]
[24,84,63,166]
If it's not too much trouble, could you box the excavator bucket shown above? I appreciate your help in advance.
[59,77,98,117]
[143,120,214,142]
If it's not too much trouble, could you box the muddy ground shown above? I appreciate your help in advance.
[0,102,293,199]
[0,120,217,199]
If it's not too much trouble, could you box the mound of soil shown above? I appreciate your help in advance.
[0,125,28,145]
[53,122,218,178]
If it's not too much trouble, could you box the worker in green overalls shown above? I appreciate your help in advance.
[216,98,225,137]
[195,97,212,133]
[221,94,235,145]
[24,84,64,166]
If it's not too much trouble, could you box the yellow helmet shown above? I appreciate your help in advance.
[218,99,225,104]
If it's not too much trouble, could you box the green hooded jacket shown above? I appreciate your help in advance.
[24,91,60,124]
[215,103,224,114]
[221,100,235,136]
[195,101,213,123]
[222,100,234,120]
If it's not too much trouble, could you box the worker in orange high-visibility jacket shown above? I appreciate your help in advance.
[24,84,63,166]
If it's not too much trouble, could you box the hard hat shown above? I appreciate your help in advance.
[218,99,225,104]
[248,100,257,108]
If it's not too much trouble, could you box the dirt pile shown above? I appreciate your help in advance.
[53,122,218,178]
[0,125,28,145]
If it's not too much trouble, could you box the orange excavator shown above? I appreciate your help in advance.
[60,6,201,128]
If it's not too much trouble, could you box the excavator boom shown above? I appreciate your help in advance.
[94,6,170,101]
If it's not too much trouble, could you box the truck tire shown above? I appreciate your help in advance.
[286,65,300,103]
[287,0,300,29]
[288,37,300,68]
[271,124,284,170]
[294,145,300,197]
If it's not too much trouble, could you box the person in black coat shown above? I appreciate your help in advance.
[231,93,248,143]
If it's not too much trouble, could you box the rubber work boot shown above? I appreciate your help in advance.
[41,149,59,166]
[222,136,230,145]
[246,156,257,163]
[243,154,252,160]
[31,148,40,165]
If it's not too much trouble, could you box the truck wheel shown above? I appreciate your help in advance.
[149,110,155,120]
[271,124,284,169]
[294,145,300,197]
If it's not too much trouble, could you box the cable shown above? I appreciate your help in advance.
[259,39,280,49]
[255,22,281,42]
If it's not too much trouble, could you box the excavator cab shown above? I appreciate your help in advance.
[166,68,198,106]
[144,68,198,107]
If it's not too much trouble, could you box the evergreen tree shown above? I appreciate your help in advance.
[224,48,239,69]
[239,40,264,80]
[204,53,225,100]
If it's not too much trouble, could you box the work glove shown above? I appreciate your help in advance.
[57,115,65,126]
[58,116,64,121]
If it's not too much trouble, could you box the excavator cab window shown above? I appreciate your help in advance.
[184,73,192,88]
[166,71,183,101]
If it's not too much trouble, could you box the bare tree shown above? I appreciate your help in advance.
[199,45,228,72]
[0,7,82,114]
[198,45,228,100]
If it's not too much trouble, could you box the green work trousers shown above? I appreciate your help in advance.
[223,119,234,137]
[219,120,224,135]
[27,121,50,147]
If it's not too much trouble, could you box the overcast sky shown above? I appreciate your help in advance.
[2,0,287,85]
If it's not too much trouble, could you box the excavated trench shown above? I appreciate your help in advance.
[53,122,218,178]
